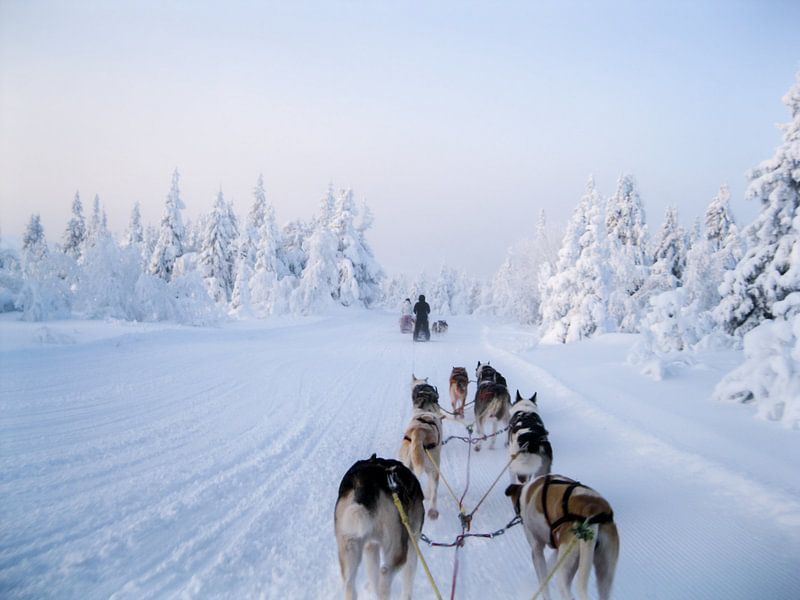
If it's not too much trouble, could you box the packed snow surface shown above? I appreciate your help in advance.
[1,312,799,599]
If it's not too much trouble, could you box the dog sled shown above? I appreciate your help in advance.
[400,314,415,333]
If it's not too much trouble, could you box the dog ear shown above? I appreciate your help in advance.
[515,390,522,402]
[532,392,538,404]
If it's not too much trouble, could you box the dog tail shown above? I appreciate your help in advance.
[410,430,426,475]
[575,522,599,600]
[594,522,619,600]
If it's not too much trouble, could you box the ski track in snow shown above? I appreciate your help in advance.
[1,313,799,599]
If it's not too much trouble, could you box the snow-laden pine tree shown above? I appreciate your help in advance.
[716,74,799,336]
[648,206,686,292]
[199,190,239,303]
[17,215,74,320]
[712,72,800,428]
[490,210,561,324]
[0,229,22,312]
[540,177,595,342]
[329,189,384,307]
[125,202,144,247]
[240,175,268,267]
[22,214,47,261]
[230,252,253,316]
[606,174,650,332]
[282,219,310,278]
[250,203,288,315]
[149,169,186,282]
[62,192,86,258]
[291,220,339,314]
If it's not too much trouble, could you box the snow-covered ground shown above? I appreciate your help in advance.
[1,311,799,599]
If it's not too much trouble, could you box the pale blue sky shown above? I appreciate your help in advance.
[1,1,798,276]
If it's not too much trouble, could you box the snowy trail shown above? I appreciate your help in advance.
[1,312,799,599]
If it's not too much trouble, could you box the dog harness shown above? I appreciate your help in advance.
[540,475,614,548]
[403,415,441,450]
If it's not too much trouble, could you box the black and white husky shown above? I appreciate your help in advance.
[410,374,441,413]
[508,391,553,483]
[335,454,425,600]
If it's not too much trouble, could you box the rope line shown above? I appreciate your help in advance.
[387,473,443,600]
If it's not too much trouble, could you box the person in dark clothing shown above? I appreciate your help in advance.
[413,294,431,341]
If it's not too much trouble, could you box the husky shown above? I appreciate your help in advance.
[399,408,443,520]
[431,320,448,334]
[505,475,619,600]
[508,391,552,483]
[473,361,511,451]
[335,454,425,600]
[410,374,441,413]
[448,366,469,418]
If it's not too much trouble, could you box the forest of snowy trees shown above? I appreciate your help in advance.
[1,73,797,427]
[2,174,385,325]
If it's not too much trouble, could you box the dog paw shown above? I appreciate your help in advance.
[427,508,439,520]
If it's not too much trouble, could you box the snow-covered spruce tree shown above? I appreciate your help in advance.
[250,203,288,315]
[149,169,186,282]
[291,220,339,314]
[230,252,254,316]
[606,174,651,332]
[281,219,310,278]
[0,230,22,312]
[124,202,144,247]
[199,189,239,303]
[62,191,87,259]
[647,205,686,293]
[716,74,799,336]
[22,214,47,261]
[75,234,142,320]
[490,210,561,324]
[540,177,595,342]
[329,189,384,307]
[711,73,800,427]
[17,215,74,320]
[240,174,268,267]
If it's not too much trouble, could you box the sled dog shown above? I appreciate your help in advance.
[448,367,469,418]
[399,408,443,520]
[410,375,441,413]
[335,454,425,600]
[473,361,511,451]
[505,475,619,600]
[508,391,552,483]
[431,320,448,334]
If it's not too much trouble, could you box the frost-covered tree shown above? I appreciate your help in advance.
[124,202,144,247]
[240,174,268,267]
[149,169,186,281]
[606,174,651,332]
[540,177,613,342]
[490,210,561,324]
[329,189,384,307]
[716,73,800,336]
[17,215,74,321]
[75,235,142,320]
[22,214,47,261]
[199,190,239,303]
[714,293,799,429]
[291,222,339,314]
[648,205,686,291]
[250,203,288,315]
[230,253,253,316]
[0,231,22,312]
[62,192,86,258]
[282,219,310,278]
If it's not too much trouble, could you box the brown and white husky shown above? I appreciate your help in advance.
[505,475,619,600]
[399,407,442,520]
[448,367,469,418]
[473,361,511,451]
[335,454,425,600]
[508,391,552,483]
